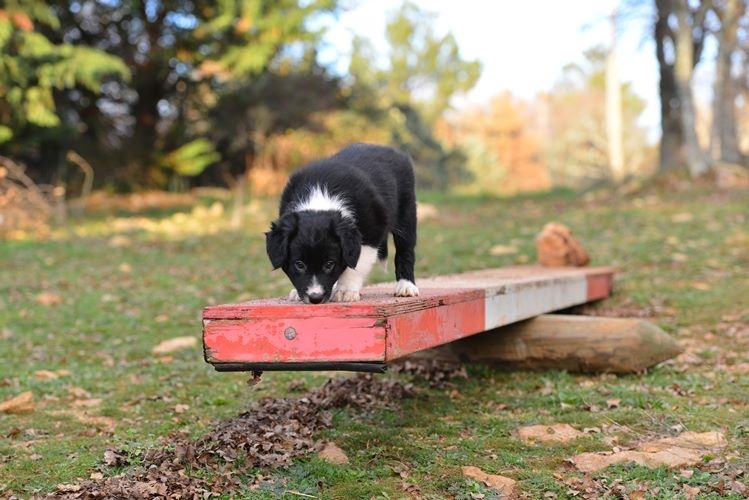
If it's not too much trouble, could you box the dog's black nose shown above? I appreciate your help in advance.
[308,292,325,304]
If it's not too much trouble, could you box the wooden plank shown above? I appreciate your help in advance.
[413,314,682,373]
[202,265,615,371]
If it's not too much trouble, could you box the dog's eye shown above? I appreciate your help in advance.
[322,260,335,273]
[294,260,307,273]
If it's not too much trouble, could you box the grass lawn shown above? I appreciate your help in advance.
[1,183,748,498]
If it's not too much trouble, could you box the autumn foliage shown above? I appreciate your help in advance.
[439,92,551,195]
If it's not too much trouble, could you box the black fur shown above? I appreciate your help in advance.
[265,143,418,303]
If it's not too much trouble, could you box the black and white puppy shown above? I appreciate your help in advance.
[266,143,419,304]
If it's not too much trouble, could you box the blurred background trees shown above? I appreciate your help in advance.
[652,0,748,175]
[1,0,748,205]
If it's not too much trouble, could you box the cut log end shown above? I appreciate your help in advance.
[425,314,682,374]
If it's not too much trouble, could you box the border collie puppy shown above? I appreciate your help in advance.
[266,143,419,304]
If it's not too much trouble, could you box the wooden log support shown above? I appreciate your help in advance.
[441,314,682,373]
[202,266,615,372]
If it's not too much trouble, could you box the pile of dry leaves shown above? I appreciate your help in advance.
[43,374,418,499]
[390,357,468,389]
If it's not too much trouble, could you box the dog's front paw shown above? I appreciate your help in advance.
[395,279,419,297]
[288,288,301,301]
[332,288,361,302]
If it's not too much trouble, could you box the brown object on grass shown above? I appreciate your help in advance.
[536,222,590,267]
[414,314,682,374]
[461,466,516,496]
[0,391,35,414]
[569,431,726,472]
[515,424,585,444]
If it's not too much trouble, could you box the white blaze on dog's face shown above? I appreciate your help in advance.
[265,211,361,304]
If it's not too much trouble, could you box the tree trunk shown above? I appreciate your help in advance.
[606,10,625,181]
[655,0,684,172]
[711,0,742,165]
[674,0,709,177]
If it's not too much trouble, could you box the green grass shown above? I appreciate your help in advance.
[1,184,748,497]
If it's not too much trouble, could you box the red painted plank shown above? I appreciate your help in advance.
[202,266,615,370]
[204,288,483,364]
[202,288,483,320]
[204,316,386,363]
[385,294,485,359]
[586,270,615,301]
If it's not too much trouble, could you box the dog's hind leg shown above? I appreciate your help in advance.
[377,240,388,271]
[393,205,419,297]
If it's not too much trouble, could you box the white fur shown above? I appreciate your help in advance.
[288,288,300,301]
[395,279,419,297]
[306,276,323,297]
[292,184,354,220]
[333,245,379,302]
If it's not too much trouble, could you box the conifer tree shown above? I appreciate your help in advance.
[0,0,128,154]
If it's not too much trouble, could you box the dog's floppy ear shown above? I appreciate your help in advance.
[265,213,298,269]
[332,216,361,269]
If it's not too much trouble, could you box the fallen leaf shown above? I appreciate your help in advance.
[682,484,700,500]
[72,398,102,408]
[489,244,518,256]
[6,427,22,438]
[56,484,81,493]
[287,379,308,392]
[516,424,584,444]
[36,292,63,306]
[569,431,726,472]
[67,386,91,399]
[318,442,349,465]
[0,391,35,414]
[152,336,197,354]
[102,448,130,467]
[691,282,711,291]
[671,212,693,223]
[247,370,263,386]
[606,398,621,409]
[461,466,516,496]
[174,404,189,414]
[108,235,132,247]
[66,411,116,432]
[671,253,688,262]
[727,363,749,375]
[401,481,421,496]
[33,370,59,381]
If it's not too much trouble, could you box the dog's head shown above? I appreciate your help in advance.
[266,211,361,303]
